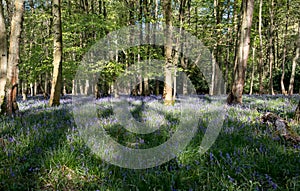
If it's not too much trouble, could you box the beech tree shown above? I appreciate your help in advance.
[0,0,25,115]
[258,0,264,94]
[0,2,7,112]
[163,0,174,105]
[49,0,63,106]
[227,0,254,104]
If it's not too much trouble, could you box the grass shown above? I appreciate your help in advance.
[0,94,299,190]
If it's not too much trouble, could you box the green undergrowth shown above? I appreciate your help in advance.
[0,95,299,190]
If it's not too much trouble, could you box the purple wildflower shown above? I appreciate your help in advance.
[209,152,213,162]
[228,175,234,183]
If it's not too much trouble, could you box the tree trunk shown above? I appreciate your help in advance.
[288,21,300,95]
[211,0,219,96]
[249,47,255,95]
[84,79,90,95]
[63,78,67,95]
[45,72,49,95]
[163,0,174,105]
[49,0,63,106]
[154,0,159,96]
[30,83,34,96]
[22,81,27,101]
[281,0,289,95]
[0,2,7,112]
[79,81,84,95]
[210,53,216,95]
[225,1,232,94]
[258,0,264,94]
[181,57,188,95]
[72,79,76,95]
[6,0,25,115]
[268,0,275,95]
[34,80,38,96]
[227,0,254,104]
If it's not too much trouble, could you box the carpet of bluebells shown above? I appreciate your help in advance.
[0,94,299,190]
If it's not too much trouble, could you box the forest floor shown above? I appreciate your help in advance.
[0,94,299,190]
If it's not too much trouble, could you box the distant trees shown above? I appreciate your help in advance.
[0,0,299,109]
[49,0,63,107]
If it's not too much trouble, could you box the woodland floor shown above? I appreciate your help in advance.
[0,94,300,190]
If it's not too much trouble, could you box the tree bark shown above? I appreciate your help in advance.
[22,81,27,101]
[210,0,219,96]
[49,0,63,106]
[288,21,300,95]
[163,0,174,105]
[34,80,38,96]
[72,79,76,95]
[154,0,160,96]
[85,79,90,95]
[227,0,254,104]
[280,0,289,95]
[0,2,7,112]
[249,47,255,95]
[6,0,25,115]
[258,0,264,94]
[268,0,275,95]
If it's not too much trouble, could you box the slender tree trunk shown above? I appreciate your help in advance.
[0,2,7,112]
[211,0,219,96]
[6,0,25,115]
[231,0,240,88]
[79,81,84,95]
[227,0,254,104]
[63,78,67,95]
[72,79,76,95]
[172,0,186,99]
[181,57,188,95]
[163,0,174,105]
[210,53,216,95]
[30,83,34,96]
[49,0,63,106]
[258,0,264,94]
[249,47,255,95]
[288,21,300,95]
[268,0,275,95]
[143,0,150,96]
[34,80,38,96]
[85,79,89,95]
[281,0,289,95]
[224,0,231,94]
[154,0,160,96]
[22,81,27,101]
[45,72,49,95]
